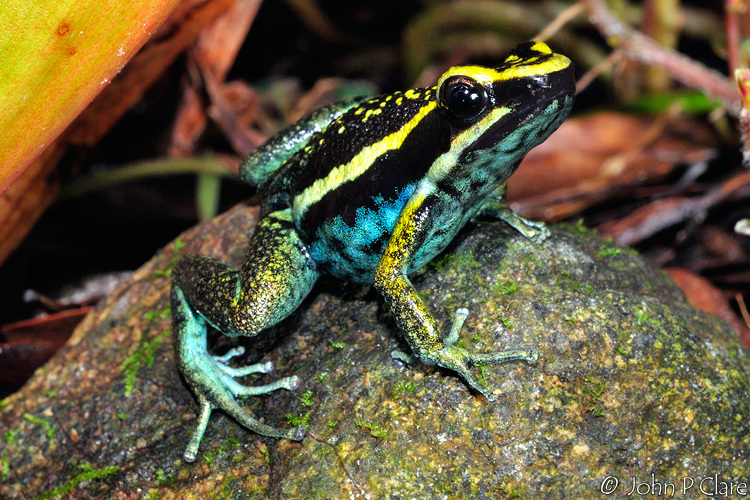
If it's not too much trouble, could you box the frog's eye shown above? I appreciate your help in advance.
[438,76,490,127]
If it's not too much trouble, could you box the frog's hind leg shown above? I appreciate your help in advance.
[171,209,318,462]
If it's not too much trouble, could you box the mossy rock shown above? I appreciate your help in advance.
[2,204,749,499]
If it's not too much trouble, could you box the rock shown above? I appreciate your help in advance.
[2,203,749,499]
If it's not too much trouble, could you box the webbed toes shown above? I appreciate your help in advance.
[179,348,304,461]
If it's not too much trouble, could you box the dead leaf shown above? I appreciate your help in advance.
[0,0,244,267]
[0,308,92,388]
[667,268,750,350]
[508,111,718,221]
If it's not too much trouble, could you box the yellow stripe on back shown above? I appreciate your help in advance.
[294,100,438,216]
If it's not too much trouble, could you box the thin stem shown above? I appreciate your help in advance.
[726,0,743,74]
[534,3,585,41]
[578,0,742,115]
[57,155,238,201]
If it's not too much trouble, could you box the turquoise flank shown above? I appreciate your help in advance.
[310,184,417,283]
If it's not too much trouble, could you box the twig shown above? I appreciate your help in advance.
[737,293,750,331]
[725,0,745,74]
[534,3,585,41]
[57,155,238,201]
[576,49,622,93]
[735,69,750,167]
[578,0,742,116]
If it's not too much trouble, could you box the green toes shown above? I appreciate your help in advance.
[180,349,304,463]
[411,308,538,401]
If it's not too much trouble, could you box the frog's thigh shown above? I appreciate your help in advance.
[173,209,318,337]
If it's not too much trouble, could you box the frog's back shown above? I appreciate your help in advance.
[290,89,449,282]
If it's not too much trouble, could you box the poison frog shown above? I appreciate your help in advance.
[171,41,575,462]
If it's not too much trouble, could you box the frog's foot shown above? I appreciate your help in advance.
[479,198,550,244]
[391,349,416,367]
[496,208,550,245]
[392,308,470,367]
[510,216,550,244]
[180,344,305,463]
[421,308,538,401]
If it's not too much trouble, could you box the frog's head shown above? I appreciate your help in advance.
[430,41,575,198]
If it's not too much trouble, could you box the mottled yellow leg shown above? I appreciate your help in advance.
[375,189,536,400]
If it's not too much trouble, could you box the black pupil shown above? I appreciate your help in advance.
[442,77,487,125]
[450,85,480,113]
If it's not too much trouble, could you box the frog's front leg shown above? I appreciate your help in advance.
[477,182,549,244]
[171,209,318,462]
[374,189,537,400]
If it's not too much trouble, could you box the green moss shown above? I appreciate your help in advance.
[634,304,662,328]
[259,445,270,465]
[23,413,55,438]
[119,328,170,397]
[499,480,528,499]
[4,428,19,445]
[573,219,589,234]
[582,379,607,417]
[429,252,454,271]
[300,391,315,408]
[33,463,119,500]
[285,412,311,428]
[155,469,174,487]
[492,280,519,295]
[391,381,416,398]
[597,247,624,257]
[430,250,481,273]
[355,420,388,440]
[1,456,9,482]
[152,239,185,277]
[329,340,346,350]
[202,440,242,464]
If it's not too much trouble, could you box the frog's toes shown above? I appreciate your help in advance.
[515,218,549,245]
[530,222,551,244]
[445,308,469,347]
[213,346,246,363]
[391,349,417,367]
[425,343,538,401]
[215,355,274,378]
[179,347,304,461]
[273,374,301,392]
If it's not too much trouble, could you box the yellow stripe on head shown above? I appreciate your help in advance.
[437,41,570,89]
[530,41,552,54]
